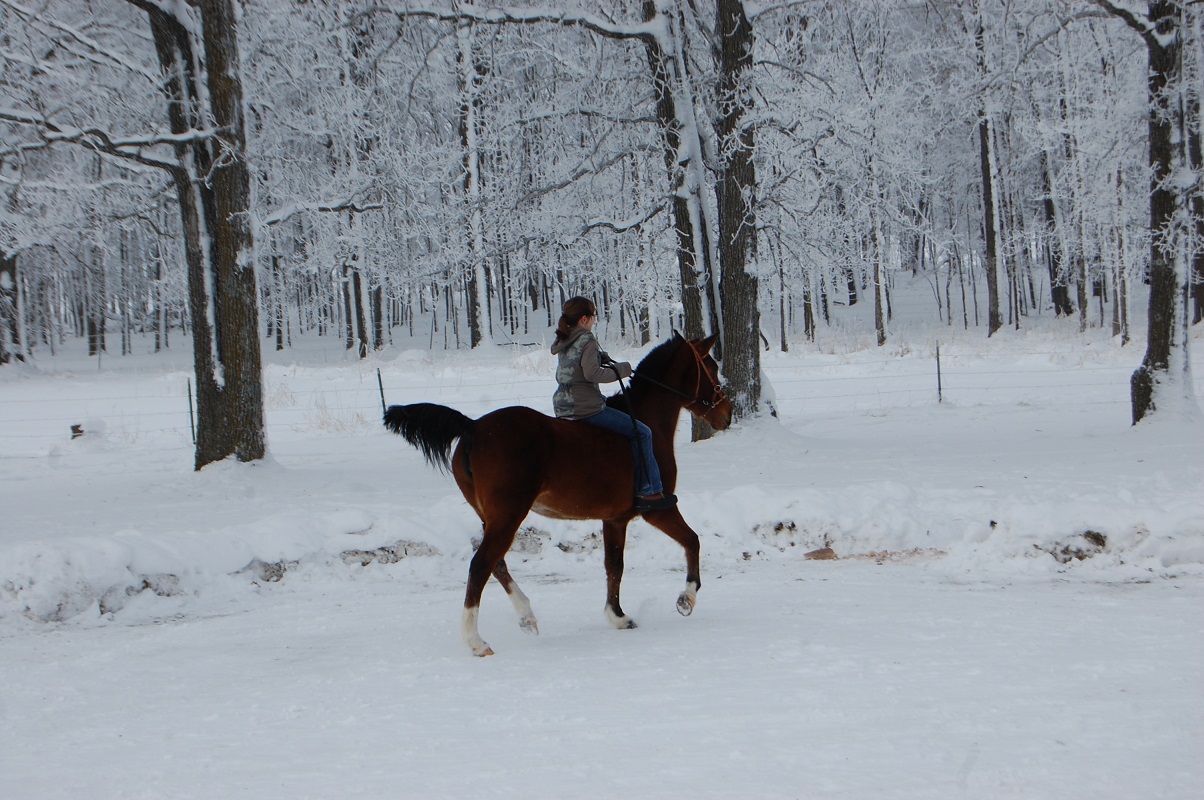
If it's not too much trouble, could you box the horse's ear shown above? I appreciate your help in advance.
[696,333,718,355]
[672,329,684,342]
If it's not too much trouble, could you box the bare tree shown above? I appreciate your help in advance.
[135,0,265,466]
[971,6,1005,337]
[0,247,20,363]
[1096,0,1198,423]
[714,0,762,414]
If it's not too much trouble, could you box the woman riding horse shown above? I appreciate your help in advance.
[550,296,676,513]
[384,328,732,656]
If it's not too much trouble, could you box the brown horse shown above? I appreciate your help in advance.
[383,333,733,656]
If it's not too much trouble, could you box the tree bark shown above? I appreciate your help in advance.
[1132,3,1182,422]
[974,17,1004,337]
[1041,151,1075,316]
[1095,0,1194,423]
[870,173,888,347]
[1188,74,1203,325]
[642,0,708,342]
[458,23,491,349]
[0,249,21,364]
[142,0,265,468]
[715,0,761,418]
[642,1,722,440]
[978,113,1003,336]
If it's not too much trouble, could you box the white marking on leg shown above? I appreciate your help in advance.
[676,581,698,616]
[506,585,539,634]
[604,604,638,630]
[461,606,493,656]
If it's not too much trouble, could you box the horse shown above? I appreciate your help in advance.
[383,333,733,656]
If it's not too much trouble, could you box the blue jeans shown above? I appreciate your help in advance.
[580,406,663,496]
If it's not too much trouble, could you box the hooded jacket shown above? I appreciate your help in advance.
[550,327,632,419]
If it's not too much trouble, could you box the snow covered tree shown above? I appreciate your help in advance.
[5,0,1197,435]
[1,0,266,466]
[641,0,713,342]
[1096,0,1199,423]
[1,1,265,465]
[135,0,266,466]
[456,21,493,348]
[0,247,19,363]
[714,0,762,413]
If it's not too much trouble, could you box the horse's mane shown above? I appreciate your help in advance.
[634,334,682,377]
[605,335,682,411]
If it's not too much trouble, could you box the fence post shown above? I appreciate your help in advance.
[377,368,387,415]
[187,378,196,443]
[936,343,943,404]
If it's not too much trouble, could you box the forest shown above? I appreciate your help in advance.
[1,0,1201,467]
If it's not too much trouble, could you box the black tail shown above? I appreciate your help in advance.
[383,403,474,473]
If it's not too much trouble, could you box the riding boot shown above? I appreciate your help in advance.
[634,493,677,512]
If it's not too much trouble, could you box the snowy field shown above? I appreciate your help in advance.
[2,300,1203,799]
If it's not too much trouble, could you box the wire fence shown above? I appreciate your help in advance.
[1,346,1200,459]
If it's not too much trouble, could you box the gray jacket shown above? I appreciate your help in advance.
[550,328,632,419]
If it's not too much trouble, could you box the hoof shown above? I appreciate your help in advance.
[605,606,638,630]
[676,593,695,616]
[519,616,539,635]
[474,645,495,657]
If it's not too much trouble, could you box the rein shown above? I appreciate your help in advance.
[632,342,726,411]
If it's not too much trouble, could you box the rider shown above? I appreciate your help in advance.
[550,296,677,512]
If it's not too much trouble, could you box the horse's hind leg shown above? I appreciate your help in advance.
[462,512,526,657]
[493,558,538,635]
[602,519,637,630]
[643,510,701,616]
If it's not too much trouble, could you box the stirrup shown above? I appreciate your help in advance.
[634,493,677,513]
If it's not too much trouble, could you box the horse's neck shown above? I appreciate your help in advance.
[631,390,683,443]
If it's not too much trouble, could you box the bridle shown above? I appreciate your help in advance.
[632,340,728,412]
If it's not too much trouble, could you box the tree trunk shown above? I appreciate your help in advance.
[715,0,761,419]
[342,265,356,351]
[0,249,22,364]
[978,113,1003,337]
[870,173,888,347]
[1188,73,1204,325]
[84,241,105,357]
[143,0,265,468]
[352,266,369,359]
[1098,0,1196,423]
[642,0,719,440]
[372,283,385,351]
[1041,151,1075,316]
[642,0,708,342]
[271,254,286,352]
[974,18,1003,337]
[197,0,265,463]
[458,23,491,349]
[1113,167,1131,343]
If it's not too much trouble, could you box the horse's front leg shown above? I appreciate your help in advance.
[643,508,701,616]
[601,519,637,629]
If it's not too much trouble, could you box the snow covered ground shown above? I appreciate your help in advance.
[2,305,1202,799]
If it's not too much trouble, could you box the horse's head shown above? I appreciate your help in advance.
[681,334,733,431]
[631,333,733,429]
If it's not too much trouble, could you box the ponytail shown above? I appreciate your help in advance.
[554,296,597,342]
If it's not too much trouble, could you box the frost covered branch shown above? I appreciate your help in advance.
[0,109,213,176]
[0,0,161,83]
[365,3,664,45]
[262,198,387,227]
